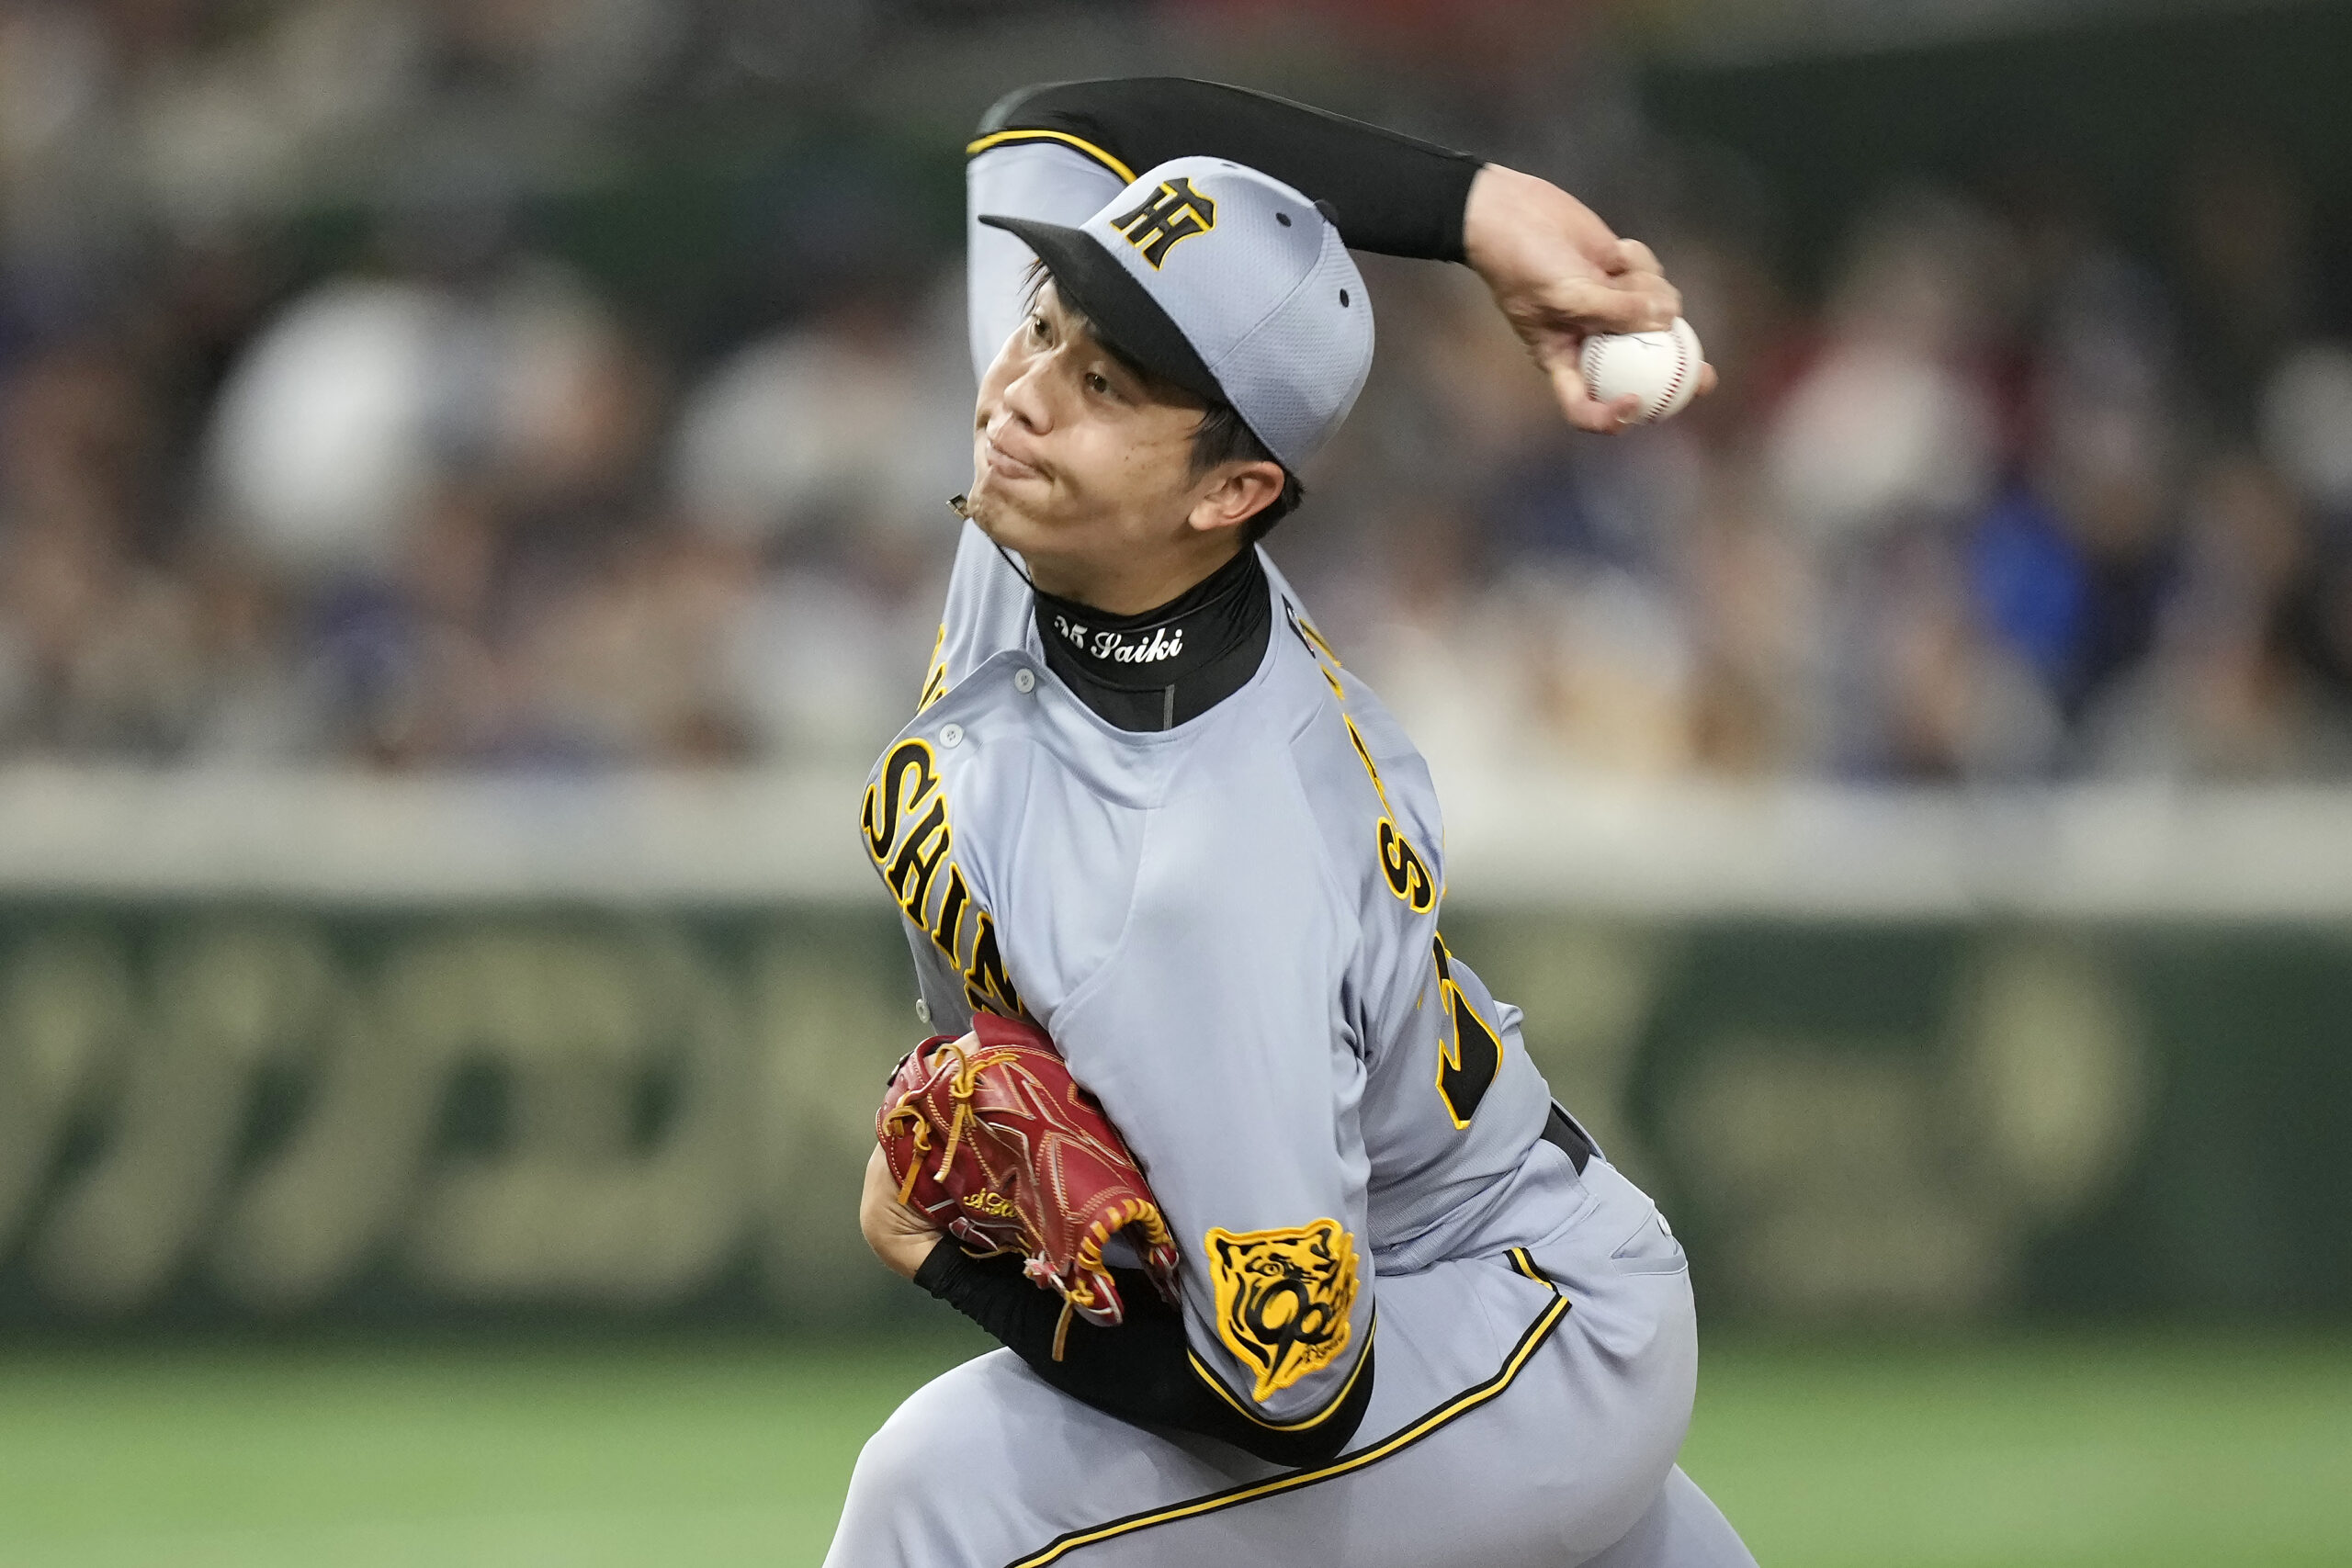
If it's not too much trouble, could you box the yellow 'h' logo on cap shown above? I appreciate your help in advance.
[1109,176,1216,268]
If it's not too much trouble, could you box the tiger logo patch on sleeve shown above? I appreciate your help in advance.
[1204,1218,1360,1403]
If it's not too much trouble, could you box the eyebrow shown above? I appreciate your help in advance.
[1033,288,1153,392]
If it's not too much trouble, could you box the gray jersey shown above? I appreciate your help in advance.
[858,139,1559,1428]
[826,125,1756,1568]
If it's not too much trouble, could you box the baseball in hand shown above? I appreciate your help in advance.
[1579,317,1705,424]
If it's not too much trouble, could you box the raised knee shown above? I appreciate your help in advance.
[849,1376,966,1501]
[842,1351,1039,1521]
[829,1391,968,1566]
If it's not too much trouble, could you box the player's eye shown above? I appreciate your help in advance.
[1028,312,1049,343]
[1084,370,1111,396]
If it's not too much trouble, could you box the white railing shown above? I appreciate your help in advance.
[3,764,2349,919]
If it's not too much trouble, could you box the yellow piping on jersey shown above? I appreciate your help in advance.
[966,129,1136,185]
[1002,1280,1572,1568]
[1295,615,1345,669]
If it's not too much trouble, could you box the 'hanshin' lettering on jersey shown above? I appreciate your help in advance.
[863,736,1024,1020]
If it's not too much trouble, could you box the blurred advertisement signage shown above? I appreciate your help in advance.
[0,907,2344,1325]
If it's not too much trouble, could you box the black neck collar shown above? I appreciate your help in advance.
[1031,547,1272,732]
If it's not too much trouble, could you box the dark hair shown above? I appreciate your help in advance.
[1020,262,1304,541]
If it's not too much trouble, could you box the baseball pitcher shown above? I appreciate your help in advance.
[827,77,1754,1568]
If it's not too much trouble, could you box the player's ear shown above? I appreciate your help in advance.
[1184,459,1285,537]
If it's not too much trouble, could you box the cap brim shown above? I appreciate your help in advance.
[978,215,1225,409]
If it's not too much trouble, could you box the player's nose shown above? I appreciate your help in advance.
[996,354,1058,434]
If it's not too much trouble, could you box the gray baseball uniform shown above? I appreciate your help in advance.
[822,113,1756,1568]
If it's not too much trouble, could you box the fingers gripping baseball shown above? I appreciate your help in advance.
[1462,164,1713,431]
[1614,237,1665,277]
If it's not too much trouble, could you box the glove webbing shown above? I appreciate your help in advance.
[882,1039,1022,1213]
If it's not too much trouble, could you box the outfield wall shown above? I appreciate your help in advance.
[2,768,2347,1327]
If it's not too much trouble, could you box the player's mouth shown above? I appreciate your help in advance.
[980,433,1046,482]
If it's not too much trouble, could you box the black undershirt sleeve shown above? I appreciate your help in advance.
[976,77,1484,264]
[914,1237,1373,1468]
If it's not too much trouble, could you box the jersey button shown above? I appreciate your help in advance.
[939,722,965,748]
[1012,668,1036,694]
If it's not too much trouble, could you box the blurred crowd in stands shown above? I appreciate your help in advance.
[4,0,2351,780]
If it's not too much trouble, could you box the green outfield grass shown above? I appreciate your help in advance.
[0,1329,2346,1567]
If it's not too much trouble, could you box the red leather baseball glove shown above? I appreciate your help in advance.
[877,1010,1181,1357]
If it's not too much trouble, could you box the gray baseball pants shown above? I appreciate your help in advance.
[825,1154,1756,1568]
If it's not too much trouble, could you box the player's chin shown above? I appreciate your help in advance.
[962,474,1050,545]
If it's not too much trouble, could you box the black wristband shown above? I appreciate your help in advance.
[976,77,1483,264]
[911,1234,978,1297]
